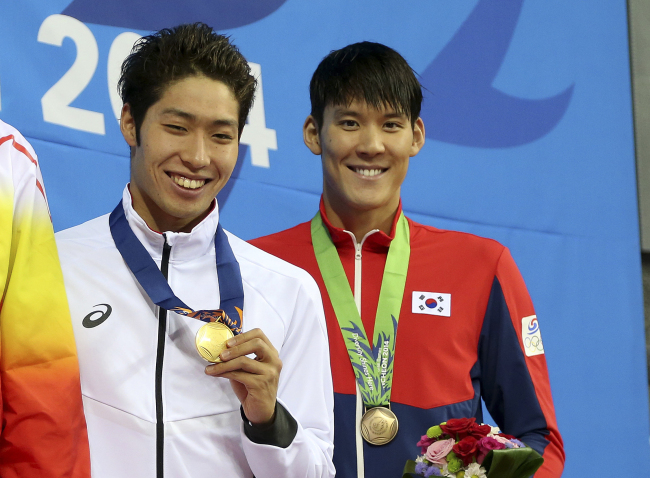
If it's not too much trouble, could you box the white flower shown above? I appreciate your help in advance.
[440,463,453,477]
[415,455,425,463]
[465,462,487,478]
[487,425,501,437]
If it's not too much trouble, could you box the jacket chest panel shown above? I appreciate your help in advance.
[68,261,160,422]
[68,259,240,422]
[328,243,493,408]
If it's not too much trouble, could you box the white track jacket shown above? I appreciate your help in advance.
[56,187,335,478]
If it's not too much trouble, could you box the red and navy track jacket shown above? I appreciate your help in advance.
[250,201,564,478]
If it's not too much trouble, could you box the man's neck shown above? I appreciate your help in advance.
[129,187,214,234]
[323,200,398,242]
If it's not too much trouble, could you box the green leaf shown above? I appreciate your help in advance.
[483,447,544,478]
[402,459,420,478]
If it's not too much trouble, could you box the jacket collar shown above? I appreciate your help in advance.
[122,185,219,262]
[318,196,401,250]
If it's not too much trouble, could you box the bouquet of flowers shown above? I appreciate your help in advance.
[402,418,543,478]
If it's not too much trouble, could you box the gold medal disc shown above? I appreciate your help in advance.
[360,406,398,445]
[195,322,234,363]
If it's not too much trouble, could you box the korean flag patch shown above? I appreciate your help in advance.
[522,315,544,356]
[412,291,451,317]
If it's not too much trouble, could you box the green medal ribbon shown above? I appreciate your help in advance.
[311,211,410,408]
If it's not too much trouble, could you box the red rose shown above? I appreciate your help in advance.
[452,436,479,466]
[441,417,476,439]
[468,423,492,439]
[498,433,517,440]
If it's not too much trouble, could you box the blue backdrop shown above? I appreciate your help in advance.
[1,1,648,474]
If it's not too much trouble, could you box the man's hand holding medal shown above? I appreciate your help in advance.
[204,327,282,426]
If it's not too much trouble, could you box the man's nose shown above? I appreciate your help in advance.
[183,134,210,168]
[356,126,385,157]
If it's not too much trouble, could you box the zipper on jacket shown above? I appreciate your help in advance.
[156,234,172,478]
[354,242,362,312]
[343,228,378,478]
[343,229,379,314]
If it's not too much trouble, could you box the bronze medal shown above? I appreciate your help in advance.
[195,321,234,363]
[360,406,398,445]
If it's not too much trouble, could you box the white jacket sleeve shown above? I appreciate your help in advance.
[241,277,335,478]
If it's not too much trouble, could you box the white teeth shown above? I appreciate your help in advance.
[354,168,383,177]
[173,175,205,189]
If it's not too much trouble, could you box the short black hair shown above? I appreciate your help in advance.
[309,41,422,130]
[118,23,256,141]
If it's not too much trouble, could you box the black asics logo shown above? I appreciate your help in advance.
[82,303,112,328]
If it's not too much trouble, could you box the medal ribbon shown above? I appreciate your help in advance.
[311,211,410,408]
[109,201,243,334]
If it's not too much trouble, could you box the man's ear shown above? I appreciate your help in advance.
[120,103,137,148]
[303,115,322,155]
[410,117,425,157]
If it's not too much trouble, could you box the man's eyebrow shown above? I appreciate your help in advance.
[160,108,237,128]
[333,109,361,118]
[332,109,407,120]
[161,108,195,120]
[383,111,407,119]
[214,118,238,128]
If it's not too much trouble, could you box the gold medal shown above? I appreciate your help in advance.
[360,406,398,445]
[195,322,234,363]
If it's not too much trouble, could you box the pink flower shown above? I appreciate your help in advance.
[491,435,514,447]
[417,435,436,454]
[478,437,506,453]
[425,438,455,465]
[476,436,506,464]
[490,435,510,445]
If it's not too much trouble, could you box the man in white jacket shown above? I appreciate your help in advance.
[56,23,334,478]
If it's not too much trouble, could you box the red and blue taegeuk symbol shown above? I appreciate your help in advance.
[425,298,437,308]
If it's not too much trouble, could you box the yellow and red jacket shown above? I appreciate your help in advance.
[0,120,89,478]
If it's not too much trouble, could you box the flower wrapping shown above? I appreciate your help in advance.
[402,418,544,478]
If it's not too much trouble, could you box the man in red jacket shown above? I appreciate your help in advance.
[250,41,564,478]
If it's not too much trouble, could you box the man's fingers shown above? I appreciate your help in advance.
[205,355,281,377]
[226,327,274,350]
[221,337,277,362]
[219,328,280,363]
[211,369,266,385]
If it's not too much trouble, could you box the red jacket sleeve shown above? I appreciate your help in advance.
[479,247,564,478]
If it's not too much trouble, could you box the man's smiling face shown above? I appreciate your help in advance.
[305,100,424,219]
[121,74,240,233]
